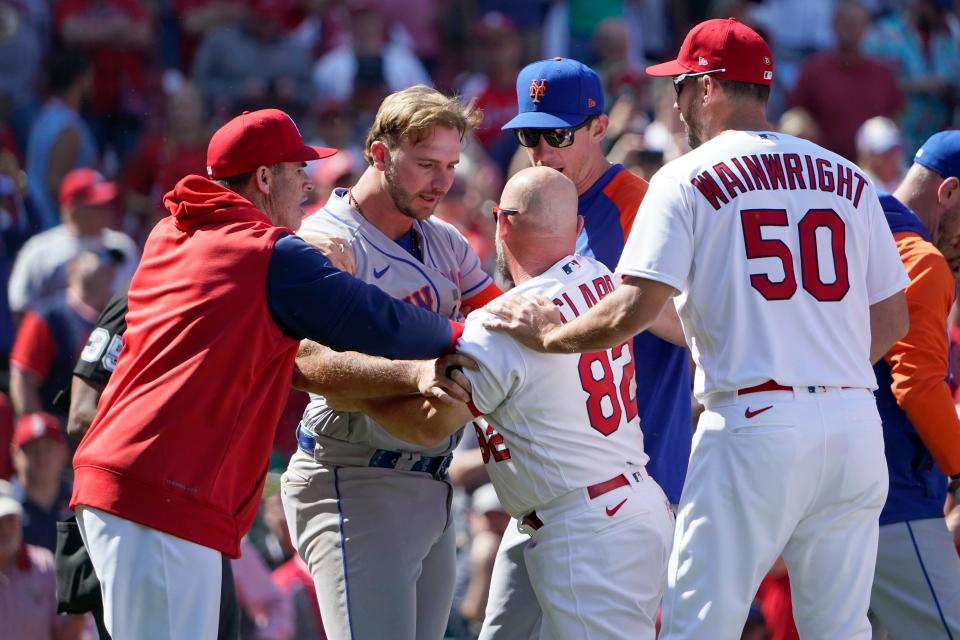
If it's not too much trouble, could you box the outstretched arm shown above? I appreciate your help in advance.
[483,276,678,353]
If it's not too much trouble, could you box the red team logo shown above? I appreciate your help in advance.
[529,79,547,104]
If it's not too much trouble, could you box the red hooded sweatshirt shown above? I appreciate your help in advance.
[71,177,310,557]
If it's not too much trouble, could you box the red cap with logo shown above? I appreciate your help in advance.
[646,18,774,87]
[13,412,64,447]
[59,168,119,206]
[206,109,337,180]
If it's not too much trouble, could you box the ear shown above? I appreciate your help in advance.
[701,75,718,103]
[590,115,609,143]
[576,214,585,236]
[254,165,273,195]
[938,176,960,208]
[370,141,390,171]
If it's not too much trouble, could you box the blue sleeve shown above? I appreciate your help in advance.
[267,234,460,359]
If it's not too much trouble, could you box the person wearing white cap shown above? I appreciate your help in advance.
[856,116,905,193]
[0,479,86,639]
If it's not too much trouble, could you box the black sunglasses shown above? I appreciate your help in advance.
[673,68,727,97]
[514,117,595,149]
[491,204,519,223]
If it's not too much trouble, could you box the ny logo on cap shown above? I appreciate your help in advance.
[529,79,547,104]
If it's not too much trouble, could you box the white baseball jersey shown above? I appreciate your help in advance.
[618,130,908,399]
[459,255,649,519]
[298,188,495,457]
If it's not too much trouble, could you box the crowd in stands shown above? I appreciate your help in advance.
[1,0,959,638]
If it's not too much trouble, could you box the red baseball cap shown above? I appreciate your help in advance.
[59,168,119,207]
[206,109,337,179]
[646,18,774,87]
[13,412,64,447]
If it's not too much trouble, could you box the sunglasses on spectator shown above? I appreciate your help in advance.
[673,68,727,97]
[491,204,519,223]
[514,117,596,149]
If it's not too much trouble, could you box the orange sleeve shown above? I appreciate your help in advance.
[9,311,55,380]
[885,232,960,475]
[462,282,502,311]
[602,170,649,239]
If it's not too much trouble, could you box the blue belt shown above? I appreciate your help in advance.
[297,427,451,480]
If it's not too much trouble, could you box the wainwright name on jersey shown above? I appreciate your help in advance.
[298,188,494,458]
[618,131,908,398]
[459,255,649,518]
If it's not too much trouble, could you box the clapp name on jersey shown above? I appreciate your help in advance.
[691,152,870,211]
[552,274,616,323]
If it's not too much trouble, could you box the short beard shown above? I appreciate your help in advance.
[681,97,705,150]
[495,240,514,289]
[384,152,440,221]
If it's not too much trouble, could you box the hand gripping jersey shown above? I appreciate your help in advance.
[459,255,649,518]
[298,188,497,458]
[618,131,909,399]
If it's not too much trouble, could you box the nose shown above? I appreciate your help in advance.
[530,137,557,165]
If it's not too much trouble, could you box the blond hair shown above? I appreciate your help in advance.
[362,85,482,165]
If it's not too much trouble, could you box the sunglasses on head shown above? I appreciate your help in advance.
[491,204,519,223]
[673,68,727,97]
[514,117,596,149]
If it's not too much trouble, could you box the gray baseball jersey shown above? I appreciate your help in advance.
[297,188,496,460]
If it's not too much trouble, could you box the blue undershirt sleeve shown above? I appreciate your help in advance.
[266,234,460,359]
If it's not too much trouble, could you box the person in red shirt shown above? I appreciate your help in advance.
[789,0,904,160]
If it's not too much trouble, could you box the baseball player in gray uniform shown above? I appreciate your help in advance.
[280,86,500,640]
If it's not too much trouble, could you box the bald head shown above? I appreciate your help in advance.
[496,167,581,284]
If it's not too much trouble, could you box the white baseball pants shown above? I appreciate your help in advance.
[660,387,888,640]
[871,517,960,638]
[76,505,223,640]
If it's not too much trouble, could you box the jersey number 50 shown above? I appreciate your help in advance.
[741,208,849,301]
[578,341,638,436]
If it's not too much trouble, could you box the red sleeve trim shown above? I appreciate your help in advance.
[447,320,465,351]
[10,311,55,380]
[462,283,502,310]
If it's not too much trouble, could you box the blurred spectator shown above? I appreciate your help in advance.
[364,0,438,66]
[0,393,12,478]
[268,487,325,640]
[307,149,362,212]
[9,412,71,552]
[233,536,294,640]
[171,0,246,72]
[308,98,359,153]
[312,5,431,113]
[459,12,522,171]
[122,80,209,240]
[541,0,628,65]
[864,0,960,155]
[777,107,822,145]
[749,0,837,90]
[192,0,312,116]
[458,483,509,632]
[789,0,904,161]
[476,0,548,62]
[9,168,138,320]
[0,140,31,358]
[25,51,96,232]
[754,558,800,640]
[54,0,154,163]
[0,0,49,151]
[0,478,86,640]
[856,116,905,192]
[10,250,117,417]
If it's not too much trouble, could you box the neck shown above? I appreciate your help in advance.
[574,154,613,196]
[707,109,771,142]
[349,167,415,240]
[509,245,569,285]
[893,183,939,236]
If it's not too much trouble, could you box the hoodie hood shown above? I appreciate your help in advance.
[163,174,272,232]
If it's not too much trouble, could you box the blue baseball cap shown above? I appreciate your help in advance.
[914,130,960,180]
[502,57,604,130]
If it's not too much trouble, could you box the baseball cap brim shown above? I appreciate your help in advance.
[288,145,338,162]
[502,111,590,131]
[645,59,692,77]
